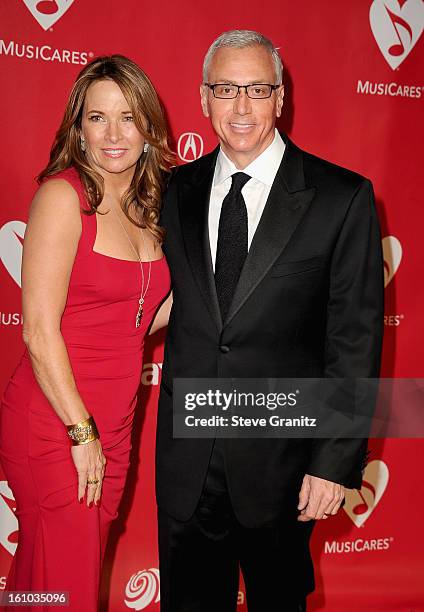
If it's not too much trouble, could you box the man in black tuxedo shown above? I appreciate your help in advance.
[156,29,384,612]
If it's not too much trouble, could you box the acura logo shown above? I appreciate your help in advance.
[177,132,204,163]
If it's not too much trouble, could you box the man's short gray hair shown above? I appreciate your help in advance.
[202,30,283,84]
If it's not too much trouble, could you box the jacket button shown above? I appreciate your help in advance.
[220,345,230,353]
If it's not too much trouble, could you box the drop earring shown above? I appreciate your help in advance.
[80,137,86,152]
[143,143,149,153]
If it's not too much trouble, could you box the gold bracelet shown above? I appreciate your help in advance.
[66,416,99,446]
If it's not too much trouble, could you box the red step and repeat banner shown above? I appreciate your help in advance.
[0,1,423,610]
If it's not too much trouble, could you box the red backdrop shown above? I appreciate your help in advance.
[0,1,423,610]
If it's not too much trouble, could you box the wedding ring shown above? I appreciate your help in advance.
[87,479,99,485]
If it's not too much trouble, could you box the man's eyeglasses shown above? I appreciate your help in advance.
[204,83,280,99]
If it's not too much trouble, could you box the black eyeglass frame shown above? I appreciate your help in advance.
[204,83,281,99]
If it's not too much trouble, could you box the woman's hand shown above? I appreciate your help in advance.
[71,439,107,506]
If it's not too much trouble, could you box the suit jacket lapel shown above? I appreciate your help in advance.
[178,148,222,332]
[225,136,316,326]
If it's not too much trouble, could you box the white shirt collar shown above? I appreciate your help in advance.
[214,129,285,187]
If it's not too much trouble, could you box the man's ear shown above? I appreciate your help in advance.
[200,84,210,118]
[275,85,285,118]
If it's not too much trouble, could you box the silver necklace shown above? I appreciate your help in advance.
[111,205,152,328]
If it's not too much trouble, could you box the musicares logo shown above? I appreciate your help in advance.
[369,0,424,69]
[343,460,389,527]
[0,221,26,288]
[382,235,402,287]
[23,0,75,31]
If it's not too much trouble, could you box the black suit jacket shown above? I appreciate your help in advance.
[156,134,384,527]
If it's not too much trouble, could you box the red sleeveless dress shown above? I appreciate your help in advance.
[0,168,171,611]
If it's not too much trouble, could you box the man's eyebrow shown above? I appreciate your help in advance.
[212,80,270,84]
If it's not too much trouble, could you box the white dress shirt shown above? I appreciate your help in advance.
[208,129,286,270]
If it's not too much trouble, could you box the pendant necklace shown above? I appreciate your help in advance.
[111,205,152,328]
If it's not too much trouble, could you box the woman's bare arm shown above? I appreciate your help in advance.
[22,179,106,505]
[22,179,89,425]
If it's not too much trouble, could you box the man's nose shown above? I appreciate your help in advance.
[233,88,252,115]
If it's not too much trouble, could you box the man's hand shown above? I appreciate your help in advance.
[297,474,345,521]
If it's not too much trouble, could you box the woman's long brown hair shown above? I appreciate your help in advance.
[38,55,174,242]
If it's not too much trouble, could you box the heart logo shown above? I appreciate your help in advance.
[0,481,18,556]
[343,460,389,527]
[369,0,424,69]
[382,235,402,287]
[0,220,26,288]
[22,0,75,31]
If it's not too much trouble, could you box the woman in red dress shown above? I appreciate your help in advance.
[0,55,173,610]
